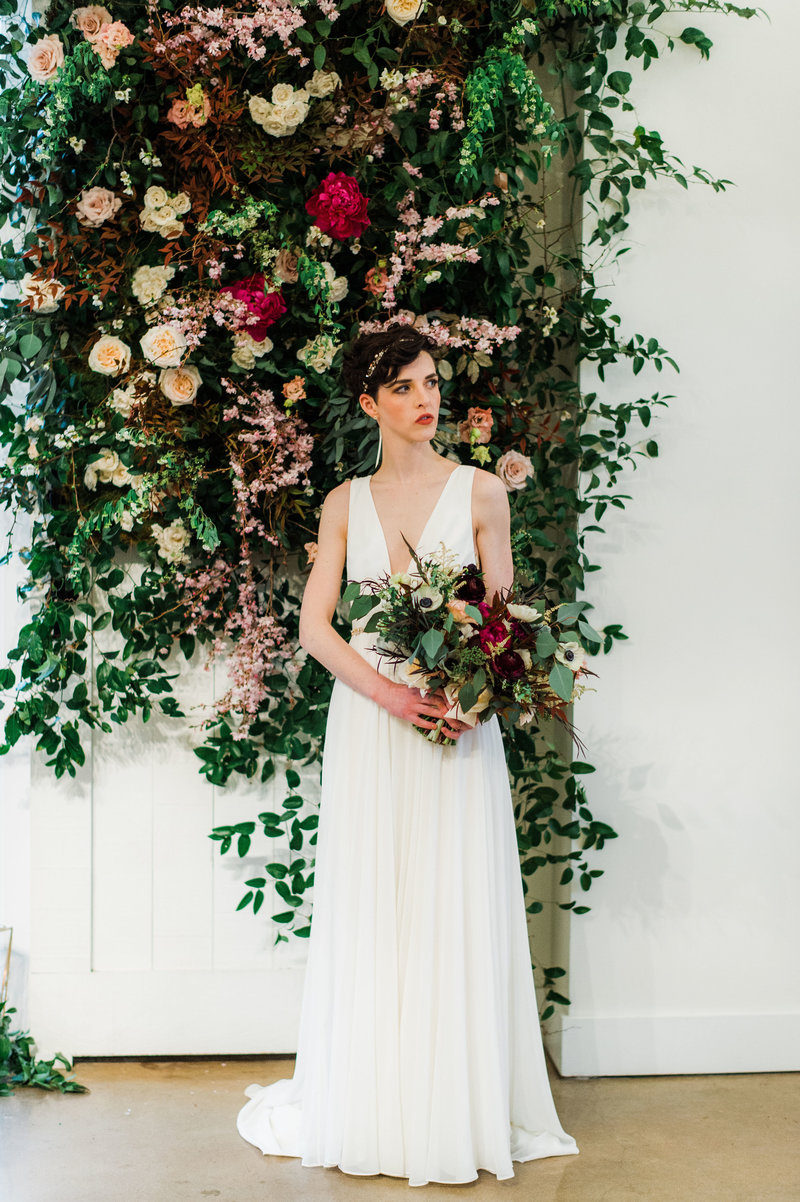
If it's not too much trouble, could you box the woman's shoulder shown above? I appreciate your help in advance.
[470,464,508,501]
[320,475,368,518]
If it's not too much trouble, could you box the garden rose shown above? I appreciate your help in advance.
[144,186,169,209]
[271,82,295,105]
[131,264,175,306]
[231,331,273,369]
[274,249,299,283]
[152,519,191,565]
[70,6,112,40]
[304,540,318,563]
[167,94,211,128]
[75,186,122,228]
[221,274,286,342]
[458,406,494,445]
[108,383,137,416]
[305,69,342,97]
[305,171,371,240]
[322,262,349,302]
[385,0,423,25]
[27,34,64,83]
[365,266,389,297]
[159,364,202,406]
[20,273,65,313]
[84,448,125,490]
[92,20,135,70]
[140,323,187,367]
[492,649,526,680]
[88,334,131,376]
[282,376,306,402]
[446,599,478,625]
[297,333,339,373]
[496,449,534,491]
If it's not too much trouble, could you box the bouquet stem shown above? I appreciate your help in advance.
[415,718,456,747]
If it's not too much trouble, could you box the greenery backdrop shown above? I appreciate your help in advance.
[0,0,754,1018]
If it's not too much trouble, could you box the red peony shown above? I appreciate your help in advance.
[478,619,510,656]
[305,171,371,240]
[220,274,286,341]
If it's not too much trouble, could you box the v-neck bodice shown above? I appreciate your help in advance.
[346,464,477,589]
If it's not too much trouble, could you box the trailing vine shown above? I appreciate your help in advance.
[0,0,755,1017]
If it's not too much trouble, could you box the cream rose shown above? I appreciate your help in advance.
[171,192,192,215]
[140,323,187,368]
[76,186,122,228]
[88,334,131,376]
[131,264,175,306]
[297,335,338,373]
[159,364,202,406]
[70,5,112,40]
[158,219,185,241]
[305,69,341,98]
[20,273,65,313]
[84,448,121,490]
[152,519,190,565]
[144,186,169,209]
[108,384,137,416]
[385,0,423,26]
[27,34,64,84]
[495,449,534,491]
[248,95,271,125]
[232,331,272,369]
[271,82,295,105]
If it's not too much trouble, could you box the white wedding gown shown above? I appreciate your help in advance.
[237,464,578,1185]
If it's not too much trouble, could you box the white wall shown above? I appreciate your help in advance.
[547,0,800,1075]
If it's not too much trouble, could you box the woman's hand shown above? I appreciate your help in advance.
[376,680,472,740]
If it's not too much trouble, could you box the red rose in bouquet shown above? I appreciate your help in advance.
[306,171,371,240]
[221,274,286,342]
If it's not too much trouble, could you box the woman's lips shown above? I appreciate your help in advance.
[416,414,434,424]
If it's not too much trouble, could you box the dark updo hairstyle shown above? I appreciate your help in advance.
[341,324,440,401]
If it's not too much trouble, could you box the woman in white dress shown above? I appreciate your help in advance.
[236,325,579,1185]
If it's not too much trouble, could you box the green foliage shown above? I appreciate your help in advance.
[0,1002,87,1096]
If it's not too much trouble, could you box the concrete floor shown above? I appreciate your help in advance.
[1,1056,798,1201]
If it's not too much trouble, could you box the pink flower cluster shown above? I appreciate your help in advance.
[154,0,339,65]
[358,314,521,355]
[159,289,252,350]
[379,189,499,311]
[220,274,286,341]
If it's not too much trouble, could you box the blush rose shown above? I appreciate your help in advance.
[27,34,64,84]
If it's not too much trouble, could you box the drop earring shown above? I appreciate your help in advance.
[375,424,382,470]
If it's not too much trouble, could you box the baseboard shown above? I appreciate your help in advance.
[545,1012,800,1076]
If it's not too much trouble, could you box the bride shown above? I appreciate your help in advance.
[236,323,579,1185]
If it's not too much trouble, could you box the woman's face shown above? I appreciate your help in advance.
[360,351,441,443]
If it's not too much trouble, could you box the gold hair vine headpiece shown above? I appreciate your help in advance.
[364,346,388,381]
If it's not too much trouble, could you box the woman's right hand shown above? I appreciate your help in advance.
[375,679,469,740]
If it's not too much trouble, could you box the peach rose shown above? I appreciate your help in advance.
[159,364,202,406]
[140,323,187,368]
[88,334,131,376]
[446,599,479,625]
[76,186,122,228]
[495,449,534,491]
[282,375,306,402]
[20,273,65,313]
[27,34,64,84]
[92,20,134,70]
[365,266,389,297]
[167,96,211,129]
[70,6,113,41]
[458,406,494,446]
[304,540,318,564]
[385,0,423,25]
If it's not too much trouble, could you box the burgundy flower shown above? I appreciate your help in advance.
[305,171,371,240]
[478,619,510,655]
[221,274,286,342]
[454,564,486,603]
[492,650,526,680]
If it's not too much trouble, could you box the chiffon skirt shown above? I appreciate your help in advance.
[237,635,578,1185]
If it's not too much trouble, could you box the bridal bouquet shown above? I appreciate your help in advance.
[344,541,596,745]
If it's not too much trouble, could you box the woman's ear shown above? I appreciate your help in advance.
[359,392,378,420]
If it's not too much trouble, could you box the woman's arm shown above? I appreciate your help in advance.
[298,482,460,734]
[473,469,514,601]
